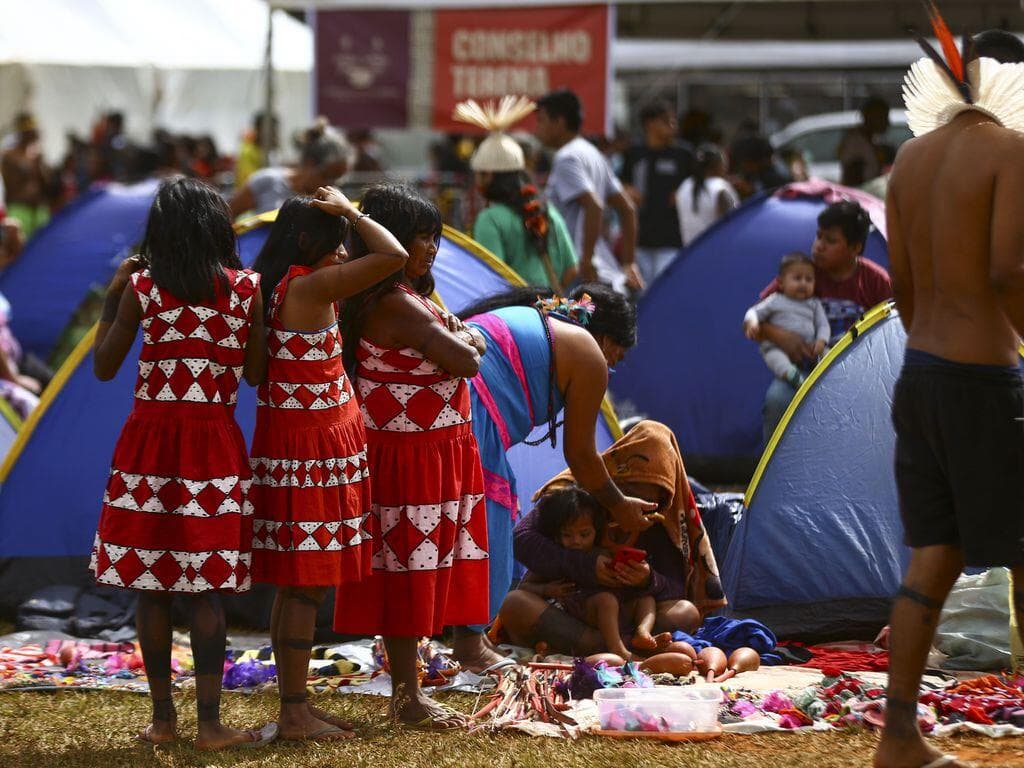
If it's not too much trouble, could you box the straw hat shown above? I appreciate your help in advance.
[452,96,537,173]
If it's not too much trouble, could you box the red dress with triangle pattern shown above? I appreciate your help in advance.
[249,265,372,586]
[90,268,260,593]
[333,285,489,636]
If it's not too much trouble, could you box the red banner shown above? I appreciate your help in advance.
[314,10,411,129]
[432,5,611,134]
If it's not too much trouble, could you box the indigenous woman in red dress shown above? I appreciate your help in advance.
[249,186,408,741]
[336,184,490,729]
[90,177,274,750]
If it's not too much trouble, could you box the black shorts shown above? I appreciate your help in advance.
[892,352,1024,567]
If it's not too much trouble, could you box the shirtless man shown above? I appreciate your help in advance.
[876,29,1024,768]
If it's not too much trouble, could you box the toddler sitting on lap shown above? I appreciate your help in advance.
[743,252,830,388]
[518,486,670,659]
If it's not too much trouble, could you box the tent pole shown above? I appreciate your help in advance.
[262,1,275,157]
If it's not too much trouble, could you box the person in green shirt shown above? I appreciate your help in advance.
[455,96,578,292]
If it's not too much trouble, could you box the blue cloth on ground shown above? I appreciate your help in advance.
[671,616,782,665]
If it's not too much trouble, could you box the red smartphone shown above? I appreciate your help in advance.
[612,546,647,565]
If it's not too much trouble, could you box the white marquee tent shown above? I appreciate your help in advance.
[0,0,313,161]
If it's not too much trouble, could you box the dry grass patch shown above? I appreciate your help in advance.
[2,690,1024,768]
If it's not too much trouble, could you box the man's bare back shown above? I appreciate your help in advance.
[887,109,1024,366]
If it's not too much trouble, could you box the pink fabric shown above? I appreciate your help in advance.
[470,375,512,450]
[482,467,518,514]
[774,180,887,237]
[468,313,534,424]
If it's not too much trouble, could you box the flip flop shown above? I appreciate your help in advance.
[195,722,278,751]
[400,710,467,731]
[308,706,356,732]
[280,723,354,742]
[396,700,470,731]
[134,724,176,748]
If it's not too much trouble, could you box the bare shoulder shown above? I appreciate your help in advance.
[376,288,422,316]
[551,317,601,354]
[991,124,1024,159]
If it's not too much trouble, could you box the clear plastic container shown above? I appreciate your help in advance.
[594,686,723,737]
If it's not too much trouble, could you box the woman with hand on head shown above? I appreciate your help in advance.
[249,185,408,742]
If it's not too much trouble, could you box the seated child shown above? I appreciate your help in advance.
[518,486,671,659]
[743,252,830,388]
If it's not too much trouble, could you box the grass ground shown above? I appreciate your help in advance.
[2,690,1024,768]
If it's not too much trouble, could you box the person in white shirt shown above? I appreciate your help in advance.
[535,90,641,294]
[675,144,739,247]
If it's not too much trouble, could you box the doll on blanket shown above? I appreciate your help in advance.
[517,486,672,659]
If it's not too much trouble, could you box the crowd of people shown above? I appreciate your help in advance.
[2,18,1022,765]
[88,161,724,746]
[69,84,905,751]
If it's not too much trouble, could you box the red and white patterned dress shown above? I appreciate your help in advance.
[91,268,260,593]
[333,285,489,637]
[249,265,372,586]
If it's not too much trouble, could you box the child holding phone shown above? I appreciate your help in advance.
[518,486,671,658]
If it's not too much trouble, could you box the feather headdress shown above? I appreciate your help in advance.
[904,1,1024,136]
[452,96,537,172]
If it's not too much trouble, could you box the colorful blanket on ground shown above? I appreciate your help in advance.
[0,638,372,694]
[0,637,472,695]
[720,672,1024,738]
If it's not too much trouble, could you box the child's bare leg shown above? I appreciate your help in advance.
[189,593,267,750]
[586,591,631,659]
[631,596,671,650]
[135,592,177,744]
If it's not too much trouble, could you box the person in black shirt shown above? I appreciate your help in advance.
[620,102,693,285]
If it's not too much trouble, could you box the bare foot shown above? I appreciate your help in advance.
[391,691,468,730]
[653,632,673,649]
[278,705,355,741]
[308,703,355,732]
[136,721,176,746]
[631,632,658,651]
[194,722,272,751]
[874,732,971,768]
[451,632,505,673]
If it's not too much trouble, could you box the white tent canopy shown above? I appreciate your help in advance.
[0,0,313,162]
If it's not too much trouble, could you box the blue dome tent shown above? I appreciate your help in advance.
[610,183,889,472]
[0,180,159,362]
[721,303,908,640]
[0,214,621,617]
[721,302,1024,641]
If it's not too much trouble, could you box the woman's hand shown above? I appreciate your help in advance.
[610,496,657,533]
[108,255,145,296]
[311,185,359,219]
[443,311,468,334]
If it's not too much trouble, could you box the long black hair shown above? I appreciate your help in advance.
[482,170,558,286]
[339,183,443,376]
[690,143,726,213]
[251,195,348,316]
[457,282,638,350]
[142,176,241,304]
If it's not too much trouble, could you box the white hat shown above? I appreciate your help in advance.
[452,96,537,173]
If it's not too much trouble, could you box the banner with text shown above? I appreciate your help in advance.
[314,10,410,129]
[432,5,611,134]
